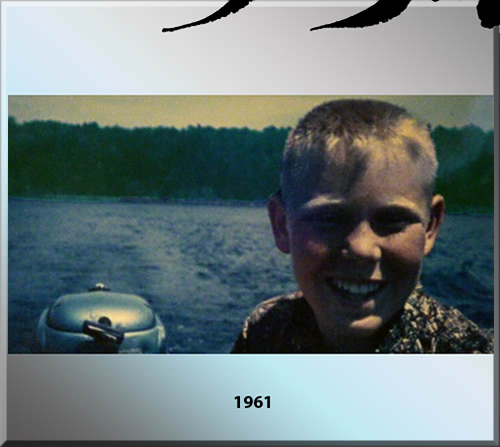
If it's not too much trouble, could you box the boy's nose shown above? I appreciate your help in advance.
[341,221,382,262]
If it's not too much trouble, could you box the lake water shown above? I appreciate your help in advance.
[8,199,494,353]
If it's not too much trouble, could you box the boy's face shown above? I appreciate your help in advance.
[269,150,444,347]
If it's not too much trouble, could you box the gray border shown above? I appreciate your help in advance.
[1,0,7,444]
[0,441,499,446]
[0,441,498,446]
[1,3,498,447]
[494,27,499,447]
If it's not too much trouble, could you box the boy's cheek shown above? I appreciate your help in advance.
[388,229,427,264]
[289,231,329,266]
[382,236,427,289]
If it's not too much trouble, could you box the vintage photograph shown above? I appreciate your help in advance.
[8,95,494,354]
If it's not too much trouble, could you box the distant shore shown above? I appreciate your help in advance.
[8,195,494,215]
[8,195,268,208]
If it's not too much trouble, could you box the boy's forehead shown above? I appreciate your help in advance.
[305,134,428,178]
[303,142,411,184]
[285,147,429,216]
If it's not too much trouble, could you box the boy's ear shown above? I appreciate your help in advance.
[267,193,291,254]
[424,194,445,255]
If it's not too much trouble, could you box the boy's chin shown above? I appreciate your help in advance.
[326,314,386,341]
[347,315,385,336]
[318,315,389,352]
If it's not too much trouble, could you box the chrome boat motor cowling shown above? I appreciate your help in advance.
[32,284,167,353]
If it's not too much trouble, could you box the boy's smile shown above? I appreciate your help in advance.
[269,150,444,351]
[324,278,386,306]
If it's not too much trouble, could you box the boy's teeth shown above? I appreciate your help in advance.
[333,280,381,295]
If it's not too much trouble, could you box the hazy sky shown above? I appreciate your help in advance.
[8,95,494,131]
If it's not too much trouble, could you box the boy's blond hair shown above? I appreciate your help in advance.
[281,99,438,212]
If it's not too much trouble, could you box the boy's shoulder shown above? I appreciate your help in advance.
[245,292,306,321]
[231,286,494,354]
[382,285,494,353]
[231,292,322,353]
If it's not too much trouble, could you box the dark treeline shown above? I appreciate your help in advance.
[433,125,494,213]
[8,118,285,202]
[8,117,494,212]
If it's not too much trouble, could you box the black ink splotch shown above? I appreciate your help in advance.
[162,0,254,32]
[310,0,413,31]
[476,0,499,28]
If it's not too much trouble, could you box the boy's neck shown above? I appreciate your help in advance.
[322,334,380,353]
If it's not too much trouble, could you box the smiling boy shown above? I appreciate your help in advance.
[231,99,493,353]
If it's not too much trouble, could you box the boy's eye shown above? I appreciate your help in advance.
[372,211,420,235]
[302,212,344,226]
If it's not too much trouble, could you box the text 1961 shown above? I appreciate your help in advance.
[234,395,271,409]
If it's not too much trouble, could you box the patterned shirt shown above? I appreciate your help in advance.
[231,285,494,354]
